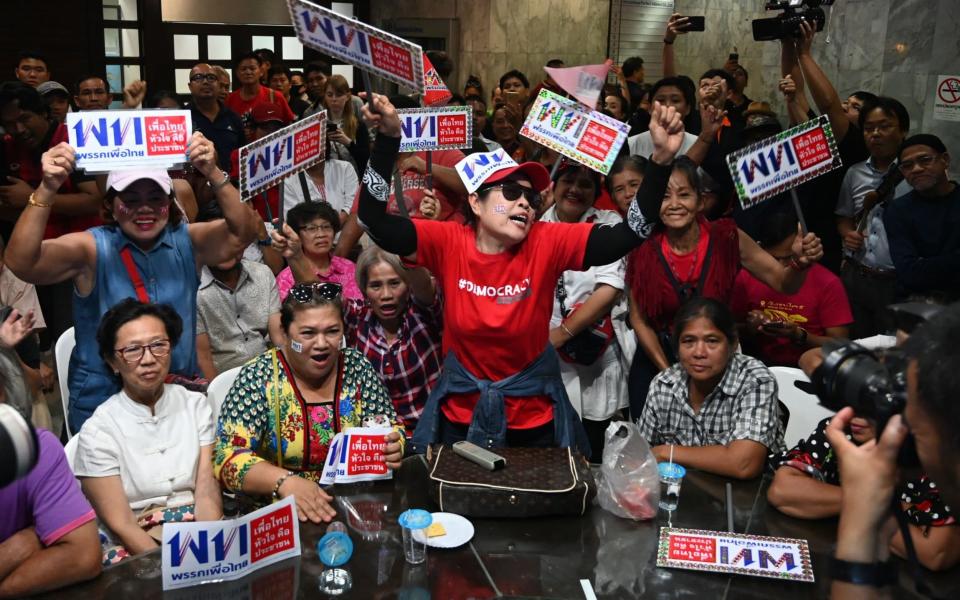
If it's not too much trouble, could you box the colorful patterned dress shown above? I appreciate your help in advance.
[213,347,404,502]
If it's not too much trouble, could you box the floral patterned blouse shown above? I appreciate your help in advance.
[213,348,404,496]
[771,417,954,527]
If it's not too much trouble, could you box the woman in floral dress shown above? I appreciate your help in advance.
[214,282,404,524]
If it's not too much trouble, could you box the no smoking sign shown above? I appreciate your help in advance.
[934,75,960,122]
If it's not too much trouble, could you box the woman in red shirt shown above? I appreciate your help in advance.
[353,96,685,453]
[625,157,823,418]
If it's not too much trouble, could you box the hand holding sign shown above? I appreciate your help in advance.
[359,92,401,137]
[269,220,304,259]
[649,101,686,164]
[187,132,219,179]
[418,189,441,220]
[383,431,403,468]
[277,474,337,524]
[791,226,824,268]
[40,142,76,194]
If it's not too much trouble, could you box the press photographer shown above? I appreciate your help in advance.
[802,303,960,595]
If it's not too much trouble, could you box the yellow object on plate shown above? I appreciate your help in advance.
[426,522,447,538]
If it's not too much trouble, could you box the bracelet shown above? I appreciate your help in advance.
[27,193,53,208]
[829,557,897,587]
[663,38,674,45]
[560,323,575,338]
[272,471,295,499]
[205,169,231,191]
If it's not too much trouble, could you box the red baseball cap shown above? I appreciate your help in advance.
[482,161,551,192]
[251,102,287,125]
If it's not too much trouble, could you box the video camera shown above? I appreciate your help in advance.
[0,404,38,488]
[752,0,834,41]
[803,303,943,465]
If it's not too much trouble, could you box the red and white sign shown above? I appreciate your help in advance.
[320,427,394,484]
[422,54,453,107]
[657,528,814,582]
[67,109,192,172]
[238,110,326,200]
[287,0,423,92]
[934,75,960,122]
[399,106,473,152]
[520,88,628,175]
[161,496,301,590]
[726,115,841,209]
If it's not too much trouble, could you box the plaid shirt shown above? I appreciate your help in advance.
[343,294,443,433]
[637,354,784,453]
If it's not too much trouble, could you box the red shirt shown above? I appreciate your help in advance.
[592,187,619,213]
[659,219,710,284]
[350,149,467,222]
[4,124,101,238]
[229,148,281,222]
[225,86,296,124]
[411,219,593,428]
[730,263,853,366]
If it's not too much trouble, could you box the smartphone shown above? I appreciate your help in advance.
[761,321,790,331]
[328,122,339,132]
[681,16,705,32]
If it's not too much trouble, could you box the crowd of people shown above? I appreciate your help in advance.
[0,11,958,598]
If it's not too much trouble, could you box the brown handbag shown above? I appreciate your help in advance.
[427,446,597,518]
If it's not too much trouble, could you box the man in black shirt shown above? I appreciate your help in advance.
[186,63,245,173]
[884,134,960,302]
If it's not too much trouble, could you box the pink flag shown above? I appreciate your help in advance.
[543,60,613,109]
[422,54,452,107]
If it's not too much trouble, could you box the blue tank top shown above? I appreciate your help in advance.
[67,224,199,433]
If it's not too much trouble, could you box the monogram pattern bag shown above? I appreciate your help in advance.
[427,446,597,518]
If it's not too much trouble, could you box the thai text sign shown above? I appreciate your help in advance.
[162,496,301,590]
[67,109,192,172]
[239,111,326,200]
[657,528,814,582]
[398,107,473,152]
[520,88,628,175]
[727,114,841,209]
[319,427,394,484]
[288,0,423,91]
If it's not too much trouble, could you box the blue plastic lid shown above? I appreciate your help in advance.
[398,509,433,530]
[317,531,353,567]
[658,462,687,479]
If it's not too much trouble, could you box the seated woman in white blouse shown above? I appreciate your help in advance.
[74,299,221,565]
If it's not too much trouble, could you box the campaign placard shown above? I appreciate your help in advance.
[67,109,192,172]
[398,106,473,152]
[520,88,628,175]
[656,528,814,582]
[238,111,326,200]
[422,53,453,107]
[319,427,394,485]
[162,496,301,591]
[726,114,841,209]
[287,0,423,92]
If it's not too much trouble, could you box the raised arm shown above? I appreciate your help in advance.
[780,38,811,125]
[186,132,259,266]
[795,19,850,142]
[737,226,823,295]
[661,13,689,78]
[4,143,96,287]
[356,94,419,260]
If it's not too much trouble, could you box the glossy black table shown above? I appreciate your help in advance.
[44,456,960,599]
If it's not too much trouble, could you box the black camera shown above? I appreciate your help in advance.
[752,0,834,41]
[803,303,944,465]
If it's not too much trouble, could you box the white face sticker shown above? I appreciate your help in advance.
[290,340,303,353]
[494,203,507,214]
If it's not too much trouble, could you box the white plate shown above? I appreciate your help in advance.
[425,512,474,548]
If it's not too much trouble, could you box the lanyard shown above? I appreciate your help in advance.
[119,247,151,303]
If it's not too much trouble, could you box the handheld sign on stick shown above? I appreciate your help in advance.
[726,115,842,232]
[67,109,192,173]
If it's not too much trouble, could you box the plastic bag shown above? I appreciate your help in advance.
[596,421,660,520]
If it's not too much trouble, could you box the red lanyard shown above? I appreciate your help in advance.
[119,247,151,303]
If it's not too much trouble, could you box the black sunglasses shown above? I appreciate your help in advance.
[288,282,343,303]
[480,183,541,210]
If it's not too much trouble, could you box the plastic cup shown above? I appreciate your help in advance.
[398,509,432,565]
[657,463,686,511]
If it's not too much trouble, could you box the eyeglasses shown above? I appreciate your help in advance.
[299,223,335,236]
[481,183,542,210]
[190,73,219,83]
[115,339,171,364]
[898,154,940,173]
[288,282,343,304]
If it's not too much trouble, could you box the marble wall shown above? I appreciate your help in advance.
[671,0,960,158]
[369,0,610,101]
